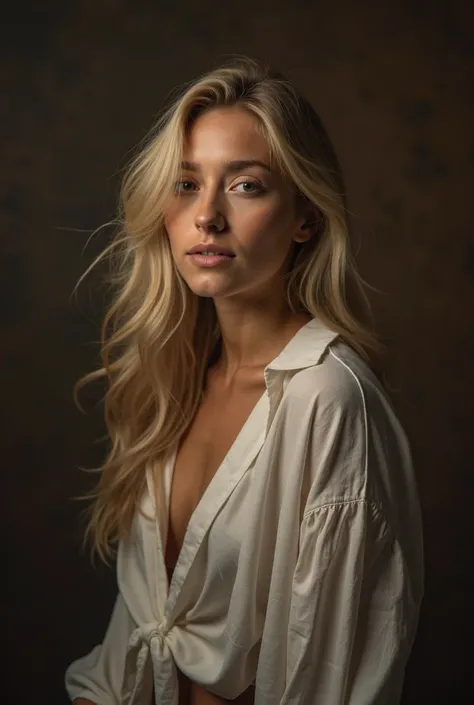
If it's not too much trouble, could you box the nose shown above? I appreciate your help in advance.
[194,196,226,233]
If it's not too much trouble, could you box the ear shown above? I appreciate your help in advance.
[293,204,324,244]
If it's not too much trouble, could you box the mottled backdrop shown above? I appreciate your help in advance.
[3,0,473,703]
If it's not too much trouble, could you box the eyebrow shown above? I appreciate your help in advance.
[180,159,272,174]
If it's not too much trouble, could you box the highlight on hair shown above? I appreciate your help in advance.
[73,56,383,563]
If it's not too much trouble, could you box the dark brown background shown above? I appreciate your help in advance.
[3,1,473,703]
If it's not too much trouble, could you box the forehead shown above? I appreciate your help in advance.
[183,107,271,163]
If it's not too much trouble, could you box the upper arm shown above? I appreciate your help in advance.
[281,351,421,702]
[285,500,418,704]
[286,356,369,509]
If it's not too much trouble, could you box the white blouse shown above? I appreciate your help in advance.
[65,318,424,705]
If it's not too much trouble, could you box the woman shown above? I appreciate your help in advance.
[65,58,423,705]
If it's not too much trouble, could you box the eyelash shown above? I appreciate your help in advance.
[175,180,265,196]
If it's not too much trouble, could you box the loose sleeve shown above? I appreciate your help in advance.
[65,590,137,704]
[284,499,418,705]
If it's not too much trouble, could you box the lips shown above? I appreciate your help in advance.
[192,251,235,256]
[187,244,235,256]
[188,252,235,268]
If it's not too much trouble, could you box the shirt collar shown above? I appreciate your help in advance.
[265,317,339,373]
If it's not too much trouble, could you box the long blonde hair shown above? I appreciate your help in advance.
[74,57,383,562]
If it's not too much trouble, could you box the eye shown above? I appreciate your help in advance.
[175,180,197,193]
[232,180,265,195]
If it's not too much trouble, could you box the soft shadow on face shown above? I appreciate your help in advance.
[164,106,309,304]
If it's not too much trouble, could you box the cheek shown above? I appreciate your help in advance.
[238,202,294,249]
[164,211,184,249]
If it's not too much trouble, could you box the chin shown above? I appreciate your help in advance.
[191,290,218,299]
[185,280,228,299]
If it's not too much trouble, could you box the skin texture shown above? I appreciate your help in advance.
[164,106,314,383]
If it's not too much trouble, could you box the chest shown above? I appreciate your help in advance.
[164,376,266,583]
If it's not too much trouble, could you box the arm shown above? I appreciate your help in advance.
[279,355,422,704]
[65,590,137,705]
[284,499,419,705]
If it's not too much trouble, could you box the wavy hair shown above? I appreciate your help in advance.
[74,56,383,562]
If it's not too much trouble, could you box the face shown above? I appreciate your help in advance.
[164,106,311,303]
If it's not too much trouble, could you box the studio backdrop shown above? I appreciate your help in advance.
[3,1,473,703]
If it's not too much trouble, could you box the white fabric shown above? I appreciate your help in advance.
[65,318,423,705]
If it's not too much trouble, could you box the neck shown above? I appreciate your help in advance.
[211,297,311,385]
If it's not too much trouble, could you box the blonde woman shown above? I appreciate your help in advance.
[65,58,423,705]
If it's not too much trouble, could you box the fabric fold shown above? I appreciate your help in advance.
[122,621,178,705]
